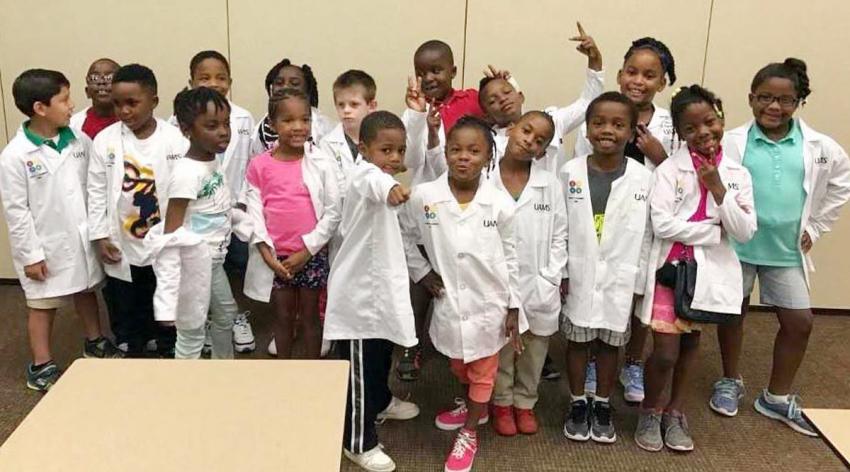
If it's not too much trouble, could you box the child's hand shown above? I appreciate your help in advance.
[426,102,441,149]
[281,249,312,278]
[272,260,292,280]
[97,238,122,264]
[421,270,444,298]
[801,230,813,253]
[560,278,569,304]
[483,65,512,80]
[569,22,602,71]
[635,124,668,165]
[406,76,427,112]
[24,260,48,281]
[387,184,411,206]
[505,308,523,354]
[696,154,726,204]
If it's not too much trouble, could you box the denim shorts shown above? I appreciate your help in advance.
[741,262,810,310]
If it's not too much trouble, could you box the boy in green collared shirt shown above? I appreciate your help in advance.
[0,69,122,393]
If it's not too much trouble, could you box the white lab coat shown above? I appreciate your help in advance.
[323,160,417,347]
[0,127,104,299]
[167,102,255,205]
[574,104,679,172]
[242,143,341,302]
[69,106,90,132]
[560,156,652,332]
[494,68,605,175]
[249,107,336,158]
[400,174,527,362]
[145,224,211,330]
[723,119,850,287]
[401,108,446,186]
[319,123,359,193]
[87,120,190,281]
[639,147,757,323]
[489,162,567,336]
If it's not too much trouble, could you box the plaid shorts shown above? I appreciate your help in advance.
[561,317,630,347]
[272,249,329,290]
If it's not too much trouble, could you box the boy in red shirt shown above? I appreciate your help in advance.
[70,58,120,139]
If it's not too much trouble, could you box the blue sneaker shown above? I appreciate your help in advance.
[619,362,644,403]
[585,361,597,395]
[709,377,745,417]
[754,391,818,437]
[26,362,60,392]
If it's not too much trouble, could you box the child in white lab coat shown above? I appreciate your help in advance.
[561,92,652,444]
[574,36,680,404]
[0,69,121,392]
[636,85,756,453]
[158,87,238,360]
[69,58,120,139]
[243,88,340,360]
[324,111,419,472]
[401,116,523,472]
[488,110,566,437]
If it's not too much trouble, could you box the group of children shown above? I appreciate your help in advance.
[2,23,849,472]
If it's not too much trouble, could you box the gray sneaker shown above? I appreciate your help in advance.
[26,362,61,392]
[662,412,694,452]
[84,337,125,359]
[590,401,617,443]
[634,411,663,452]
[754,391,818,437]
[563,399,591,441]
[709,377,745,416]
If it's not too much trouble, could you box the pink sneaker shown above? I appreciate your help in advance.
[445,429,478,472]
[435,398,489,431]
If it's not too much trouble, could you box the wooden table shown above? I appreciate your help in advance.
[804,408,850,468]
[0,359,349,472]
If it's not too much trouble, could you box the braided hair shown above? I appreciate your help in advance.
[751,57,811,104]
[670,84,724,137]
[624,37,676,85]
[447,115,498,174]
[268,87,311,121]
[263,59,319,108]
[173,86,230,132]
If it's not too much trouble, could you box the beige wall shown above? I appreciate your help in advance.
[0,0,848,307]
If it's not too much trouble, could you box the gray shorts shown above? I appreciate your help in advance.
[741,262,810,310]
[561,317,630,347]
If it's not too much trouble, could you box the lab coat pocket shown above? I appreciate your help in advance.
[614,264,639,317]
[42,233,75,271]
[529,275,560,315]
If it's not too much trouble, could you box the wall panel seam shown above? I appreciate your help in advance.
[700,0,715,85]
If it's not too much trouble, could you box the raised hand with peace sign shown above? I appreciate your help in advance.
[405,75,427,112]
[569,22,602,71]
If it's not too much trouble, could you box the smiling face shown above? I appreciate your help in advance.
[186,101,231,155]
[749,76,799,135]
[617,49,667,107]
[506,113,554,161]
[191,57,232,97]
[85,60,118,109]
[446,126,490,183]
[586,101,634,156]
[677,101,724,156]
[270,97,312,149]
[360,127,406,175]
[414,48,456,102]
[481,78,524,127]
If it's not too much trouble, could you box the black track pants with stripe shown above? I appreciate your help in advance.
[338,339,394,454]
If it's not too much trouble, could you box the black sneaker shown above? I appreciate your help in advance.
[563,399,591,441]
[26,362,61,392]
[84,337,125,359]
[396,346,421,381]
[590,401,617,443]
[541,355,561,381]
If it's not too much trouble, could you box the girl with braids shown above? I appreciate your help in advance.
[249,59,336,156]
[710,58,850,436]
[635,85,755,453]
[574,37,680,406]
[400,116,524,472]
[162,87,237,359]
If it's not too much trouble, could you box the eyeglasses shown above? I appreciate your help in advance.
[86,74,113,85]
[752,93,799,108]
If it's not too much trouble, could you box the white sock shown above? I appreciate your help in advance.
[765,390,789,404]
[594,395,610,403]
[570,394,587,403]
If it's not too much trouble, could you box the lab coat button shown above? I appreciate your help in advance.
[458,253,465,259]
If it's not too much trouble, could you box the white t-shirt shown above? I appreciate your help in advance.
[117,128,163,266]
[168,157,232,262]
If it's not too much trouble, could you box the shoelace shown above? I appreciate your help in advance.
[569,401,588,423]
[638,413,662,434]
[626,364,643,384]
[715,378,741,398]
[786,395,804,421]
[594,403,613,426]
[451,431,475,459]
[234,311,251,327]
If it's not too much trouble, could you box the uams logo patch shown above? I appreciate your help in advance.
[166,153,182,161]
[534,203,551,212]
[238,128,250,136]
[483,219,497,228]
[424,205,439,225]
[567,179,584,200]
[72,151,85,159]
[26,159,47,178]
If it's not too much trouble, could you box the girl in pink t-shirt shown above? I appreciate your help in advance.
[245,88,340,359]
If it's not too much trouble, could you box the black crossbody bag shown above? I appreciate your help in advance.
[656,261,737,325]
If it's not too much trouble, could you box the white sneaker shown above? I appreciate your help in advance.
[377,396,420,422]
[117,342,129,353]
[321,339,332,358]
[202,321,212,356]
[267,337,277,356]
[232,311,256,353]
[343,445,396,472]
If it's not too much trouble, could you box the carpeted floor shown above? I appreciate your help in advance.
[0,284,847,471]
